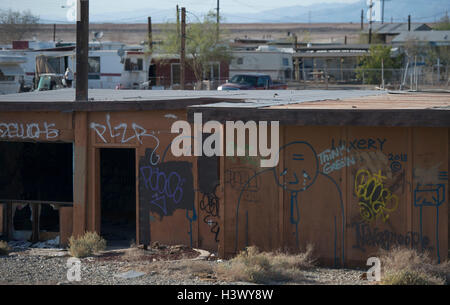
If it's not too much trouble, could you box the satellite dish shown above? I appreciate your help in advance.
[94,31,104,40]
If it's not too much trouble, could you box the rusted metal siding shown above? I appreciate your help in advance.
[0,112,74,143]
[85,110,220,251]
[220,125,448,266]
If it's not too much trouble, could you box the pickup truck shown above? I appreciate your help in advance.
[217,73,287,90]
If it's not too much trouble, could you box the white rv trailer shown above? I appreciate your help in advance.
[230,46,294,82]
[0,47,151,90]
[0,55,26,95]
[86,50,151,89]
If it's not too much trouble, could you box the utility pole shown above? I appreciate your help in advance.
[216,0,220,42]
[76,0,89,102]
[147,17,153,52]
[176,5,180,38]
[368,0,373,44]
[53,24,56,42]
[381,0,385,24]
[361,9,364,30]
[408,15,411,31]
[180,7,186,90]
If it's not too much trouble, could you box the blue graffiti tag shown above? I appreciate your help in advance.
[140,166,185,215]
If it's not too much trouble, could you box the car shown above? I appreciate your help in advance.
[217,73,287,90]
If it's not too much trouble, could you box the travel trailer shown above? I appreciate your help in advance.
[230,45,294,82]
[0,41,151,90]
[0,55,26,95]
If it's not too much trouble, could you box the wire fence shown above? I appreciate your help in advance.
[296,67,449,90]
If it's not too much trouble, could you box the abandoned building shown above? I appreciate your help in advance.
[0,89,448,267]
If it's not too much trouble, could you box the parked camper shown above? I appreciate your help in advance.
[230,46,294,82]
[0,55,26,95]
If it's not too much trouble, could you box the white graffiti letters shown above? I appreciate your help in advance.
[90,114,157,145]
[90,114,160,164]
[0,122,59,140]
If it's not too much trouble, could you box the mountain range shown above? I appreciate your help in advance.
[41,0,449,24]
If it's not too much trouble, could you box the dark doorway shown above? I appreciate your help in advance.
[100,148,136,246]
[148,63,156,86]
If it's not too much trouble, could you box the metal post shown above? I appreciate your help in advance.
[148,17,153,52]
[76,0,89,101]
[180,7,186,90]
[216,0,220,42]
[361,9,364,30]
[369,0,373,44]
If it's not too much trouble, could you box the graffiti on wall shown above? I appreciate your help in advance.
[90,114,160,164]
[225,167,261,203]
[199,185,220,243]
[388,153,407,173]
[354,169,399,223]
[318,138,388,175]
[414,183,446,263]
[234,141,345,267]
[352,221,432,252]
[139,146,196,246]
[318,144,356,175]
[0,122,59,140]
[331,138,387,152]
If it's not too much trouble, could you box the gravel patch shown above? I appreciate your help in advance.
[0,245,370,285]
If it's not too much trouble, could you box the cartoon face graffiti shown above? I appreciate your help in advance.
[273,141,319,192]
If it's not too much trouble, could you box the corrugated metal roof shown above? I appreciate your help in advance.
[363,23,431,34]
[392,31,450,44]
[268,92,450,110]
[0,88,386,105]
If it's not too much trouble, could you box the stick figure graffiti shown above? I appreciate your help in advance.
[413,183,445,263]
[234,141,345,267]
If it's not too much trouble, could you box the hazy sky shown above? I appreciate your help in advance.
[1,0,361,21]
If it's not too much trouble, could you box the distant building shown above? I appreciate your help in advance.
[293,44,370,82]
[392,31,450,46]
[362,23,432,43]
[149,54,229,90]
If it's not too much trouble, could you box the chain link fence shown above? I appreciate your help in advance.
[295,66,449,90]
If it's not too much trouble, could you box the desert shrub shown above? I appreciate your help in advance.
[0,240,10,255]
[379,247,449,285]
[216,245,315,284]
[382,269,444,285]
[69,231,106,258]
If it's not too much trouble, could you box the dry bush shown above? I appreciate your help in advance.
[69,232,107,258]
[0,240,10,255]
[216,245,315,284]
[379,247,450,285]
[382,269,444,285]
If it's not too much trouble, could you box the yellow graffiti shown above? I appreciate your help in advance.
[354,169,399,223]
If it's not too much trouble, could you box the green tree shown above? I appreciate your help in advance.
[433,14,450,30]
[0,9,40,44]
[157,10,232,85]
[356,45,403,84]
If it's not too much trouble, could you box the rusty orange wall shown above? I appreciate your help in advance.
[221,126,448,266]
[85,110,220,251]
[0,112,74,143]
